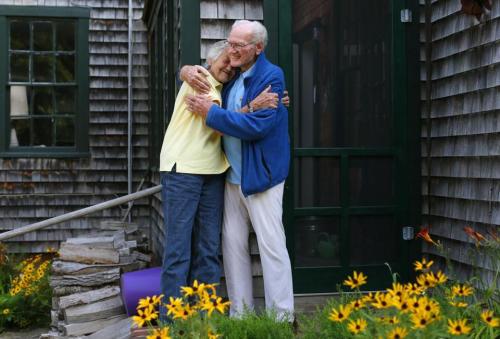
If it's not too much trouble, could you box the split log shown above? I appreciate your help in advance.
[50,268,120,288]
[66,236,115,249]
[86,317,132,339]
[64,295,124,323]
[133,251,151,263]
[63,314,127,336]
[52,285,94,297]
[58,286,121,310]
[52,261,118,276]
[58,243,119,264]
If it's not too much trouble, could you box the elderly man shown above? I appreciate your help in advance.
[184,20,294,321]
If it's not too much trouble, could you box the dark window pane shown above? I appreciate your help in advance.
[56,21,75,51]
[349,216,398,265]
[10,21,30,50]
[295,157,340,207]
[55,87,75,114]
[56,55,75,82]
[33,22,53,51]
[33,118,54,146]
[350,157,394,206]
[295,217,341,268]
[292,0,392,147]
[33,54,54,82]
[10,118,31,146]
[10,86,30,117]
[10,53,29,82]
[33,87,54,115]
[55,118,74,146]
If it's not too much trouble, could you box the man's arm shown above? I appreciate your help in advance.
[179,65,211,94]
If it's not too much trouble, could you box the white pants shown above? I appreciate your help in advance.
[222,181,294,321]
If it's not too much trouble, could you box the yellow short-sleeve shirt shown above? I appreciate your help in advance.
[159,73,229,174]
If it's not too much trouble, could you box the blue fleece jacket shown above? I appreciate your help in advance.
[205,53,290,196]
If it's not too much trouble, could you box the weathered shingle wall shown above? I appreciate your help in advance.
[0,0,150,253]
[420,0,499,284]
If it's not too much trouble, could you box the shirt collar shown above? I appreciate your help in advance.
[241,62,256,80]
[206,71,223,91]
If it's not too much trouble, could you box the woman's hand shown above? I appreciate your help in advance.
[180,65,211,94]
[249,85,279,111]
[185,94,215,118]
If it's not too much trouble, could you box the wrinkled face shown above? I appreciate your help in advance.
[227,24,263,71]
[208,52,235,83]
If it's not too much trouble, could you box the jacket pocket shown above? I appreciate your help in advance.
[261,150,272,183]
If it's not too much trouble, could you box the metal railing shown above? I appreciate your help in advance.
[0,185,162,242]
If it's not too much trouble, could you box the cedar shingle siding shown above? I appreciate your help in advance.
[0,0,150,253]
[420,0,499,285]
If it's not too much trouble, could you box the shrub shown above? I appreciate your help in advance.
[0,244,54,331]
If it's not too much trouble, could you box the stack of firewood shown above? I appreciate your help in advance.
[40,222,151,339]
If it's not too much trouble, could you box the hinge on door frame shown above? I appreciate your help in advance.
[401,9,412,23]
[402,226,414,240]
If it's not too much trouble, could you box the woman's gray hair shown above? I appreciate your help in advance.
[232,20,268,47]
[206,40,228,65]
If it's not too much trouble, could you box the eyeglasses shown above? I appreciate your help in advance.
[225,40,255,51]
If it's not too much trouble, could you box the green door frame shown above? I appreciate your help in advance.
[264,0,421,293]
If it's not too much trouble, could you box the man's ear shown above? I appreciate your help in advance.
[255,42,264,55]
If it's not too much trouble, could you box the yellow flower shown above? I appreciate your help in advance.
[383,316,399,325]
[328,304,352,322]
[387,327,409,339]
[387,283,406,300]
[481,310,499,328]
[181,280,207,297]
[165,297,183,316]
[137,296,153,310]
[146,327,171,339]
[343,271,367,290]
[171,303,196,320]
[350,299,365,310]
[416,273,436,289]
[413,258,433,271]
[207,330,221,339]
[347,318,367,334]
[410,310,432,329]
[2,308,10,315]
[419,298,440,315]
[372,292,392,309]
[451,284,473,297]
[132,308,150,328]
[362,292,377,303]
[393,297,411,313]
[449,301,468,308]
[151,294,164,305]
[435,271,447,284]
[200,295,231,316]
[447,318,471,335]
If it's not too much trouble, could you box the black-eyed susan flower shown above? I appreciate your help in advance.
[132,308,151,328]
[165,297,183,316]
[449,301,468,308]
[151,294,164,306]
[384,316,399,325]
[350,299,365,310]
[393,297,411,313]
[419,298,440,315]
[343,271,367,290]
[447,318,471,335]
[362,292,376,303]
[451,284,473,297]
[207,330,221,339]
[372,292,392,309]
[137,296,153,310]
[413,258,433,272]
[181,280,206,297]
[432,271,448,284]
[416,273,437,289]
[347,318,367,334]
[410,310,432,329]
[405,282,425,296]
[328,304,352,322]
[387,282,406,300]
[387,327,409,339]
[146,327,171,339]
[481,310,499,328]
[2,308,10,315]
[200,295,231,316]
[171,303,196,320]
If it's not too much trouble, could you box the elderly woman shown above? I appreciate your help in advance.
[159,40,278,307]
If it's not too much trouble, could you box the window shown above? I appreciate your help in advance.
[0,6,90,157]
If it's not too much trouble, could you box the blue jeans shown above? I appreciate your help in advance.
[160,171,225,304]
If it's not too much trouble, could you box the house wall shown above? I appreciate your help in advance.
[420,0,499,284]
[0,0,150,253]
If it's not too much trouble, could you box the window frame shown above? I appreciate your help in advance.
[0,5,90,158]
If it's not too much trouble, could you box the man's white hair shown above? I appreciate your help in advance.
[206,40,228,65]
[232,20,268,47]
